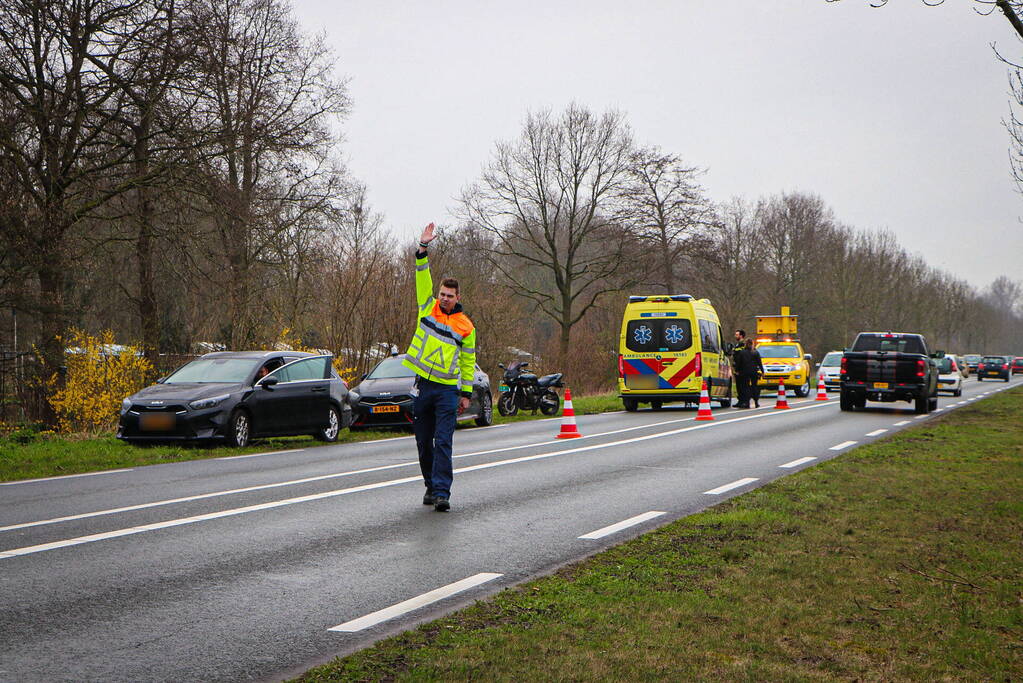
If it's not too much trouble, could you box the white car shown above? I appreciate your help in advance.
[816,350,843,391]
[936,354,963,396]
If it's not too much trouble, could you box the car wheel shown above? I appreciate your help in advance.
[651,400,663,411]
[227,409,251,448]
[794,381,809,398]
[474,392,493,426]
[914,395,928,414]
[497,392,517,416]
[623,397,638,412]
[315,405,341,442]
[839,389,854,411]
[954,387,962,397]
[977,376,983,381]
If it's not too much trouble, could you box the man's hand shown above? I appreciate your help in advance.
[458,396,470,415]
[420,222,437,245]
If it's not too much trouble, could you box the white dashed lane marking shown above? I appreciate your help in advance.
[578,511,666,540]
[865,429,888,437]
[829,441,857,451]
[779,457,816,469]
[703,478,758,495]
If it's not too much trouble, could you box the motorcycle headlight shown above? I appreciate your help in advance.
[189,394,230,410]
[121,397,132,413]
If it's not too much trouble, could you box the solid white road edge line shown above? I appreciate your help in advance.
[704,478,758,495]
[779,457,816,469]
[578,511,666,540]
[865,429,888,437]
[1,400,837,535]
[0,469,133,486]
[328,573,503,632]
[829,441,857,451]
[217,449,303,461]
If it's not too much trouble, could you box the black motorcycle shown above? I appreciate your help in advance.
[496,361,564,416]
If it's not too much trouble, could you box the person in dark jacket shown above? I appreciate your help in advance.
[733,338,765,408]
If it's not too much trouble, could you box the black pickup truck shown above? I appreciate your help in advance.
[839,332,939,414]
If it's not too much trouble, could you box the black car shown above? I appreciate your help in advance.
[349,353,492,430]
[117,351,352,446]
[976,355,1011,382]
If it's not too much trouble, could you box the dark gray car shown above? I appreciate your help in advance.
[117,351,351,446]
[348,353,492,430]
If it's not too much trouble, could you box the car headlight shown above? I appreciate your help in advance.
[189,394,230,410]
[121,397,132,413]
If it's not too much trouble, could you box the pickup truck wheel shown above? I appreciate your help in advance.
[929,396,938,411]
[914,395,928,414]
[839,390,854,411]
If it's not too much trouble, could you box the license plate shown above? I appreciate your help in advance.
[372,405,400,413]
[987,372,999,376]
[626,374,660,390]
[139,412,175,431]
[872,382,889,389]
[499,385,509,392]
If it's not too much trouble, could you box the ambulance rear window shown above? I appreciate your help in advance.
[625,319,692,353]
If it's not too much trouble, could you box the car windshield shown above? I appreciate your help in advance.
[965,355,981,362]
[820,352,842,367]
[1013,358,1023,365]
[935,357,953,373]
[758,345,800,358]
[367,356,416,379]
[164,357,256,383]
[851,335,926,354]
[981,356,1004,364]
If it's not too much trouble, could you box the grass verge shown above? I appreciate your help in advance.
[0,391,626,482]
[300,388,1023,682]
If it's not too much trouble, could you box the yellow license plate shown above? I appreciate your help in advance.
[372,405,400,413]
[872,382,889,389]
[139,413,175,431]
[626,375,660,390]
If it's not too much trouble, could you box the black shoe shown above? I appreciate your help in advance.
[754,400,760,408]
[423,493,436,505]
[434,497,450,512]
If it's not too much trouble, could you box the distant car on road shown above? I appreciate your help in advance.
[977,355,1011,382]
[963,354,982,372]
[954,355,969,378]
[1011,357,1023,375]
[118,351,351,447]
[348,353,493,430]
[935,354,963,396]
[816,351,842,391]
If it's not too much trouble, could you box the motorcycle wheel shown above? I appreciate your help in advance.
[539,389,560,416]
[497,392,518,416]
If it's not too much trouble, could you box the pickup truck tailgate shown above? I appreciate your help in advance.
[844,352,922,384]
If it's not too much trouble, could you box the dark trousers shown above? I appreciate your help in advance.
[413,378,458,498]
[737,374,760,407]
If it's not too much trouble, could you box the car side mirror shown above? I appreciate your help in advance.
[815,362,821,368]
[259,376,279,389]
[360,373,367,380]
[804,354,812,361]
[498,363,505,369]
[724,342,735,354]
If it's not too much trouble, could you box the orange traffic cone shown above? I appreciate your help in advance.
[695,379,714,421]
[774,380,790,409]
[815,373,828,401]
[555,388,582,438]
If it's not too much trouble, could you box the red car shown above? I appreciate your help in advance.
[1012,357,1023,375]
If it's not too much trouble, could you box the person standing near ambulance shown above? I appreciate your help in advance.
[403,223,477,512]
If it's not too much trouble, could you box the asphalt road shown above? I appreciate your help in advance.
[1,376,1018,682]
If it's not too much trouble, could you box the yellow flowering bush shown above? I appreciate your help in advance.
[47,330,153,433]
[267,328,359,386]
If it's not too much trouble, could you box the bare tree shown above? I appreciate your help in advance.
[615,146,714,293]
[184,0,349,348]
[460,103,636,362]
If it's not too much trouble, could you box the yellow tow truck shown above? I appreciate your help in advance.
[754,306,814,397]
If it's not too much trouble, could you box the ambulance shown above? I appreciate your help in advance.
[754,306,813,397]
[617,295,733,411]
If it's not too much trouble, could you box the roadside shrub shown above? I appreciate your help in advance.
[47,330,154,433]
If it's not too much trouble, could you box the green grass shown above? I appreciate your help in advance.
[299,388,1023,682]
[0,391,627,482]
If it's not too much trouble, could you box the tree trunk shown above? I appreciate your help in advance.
[134,125,160,362]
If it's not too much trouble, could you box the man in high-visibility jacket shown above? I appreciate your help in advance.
[403,222,477,512]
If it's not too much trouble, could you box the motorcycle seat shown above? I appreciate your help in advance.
[537,373,563,387]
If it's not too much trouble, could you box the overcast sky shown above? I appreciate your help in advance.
[294,0,1022,289]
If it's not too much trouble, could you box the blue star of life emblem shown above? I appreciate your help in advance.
[664,324,685,344]
[634,325,653,344]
